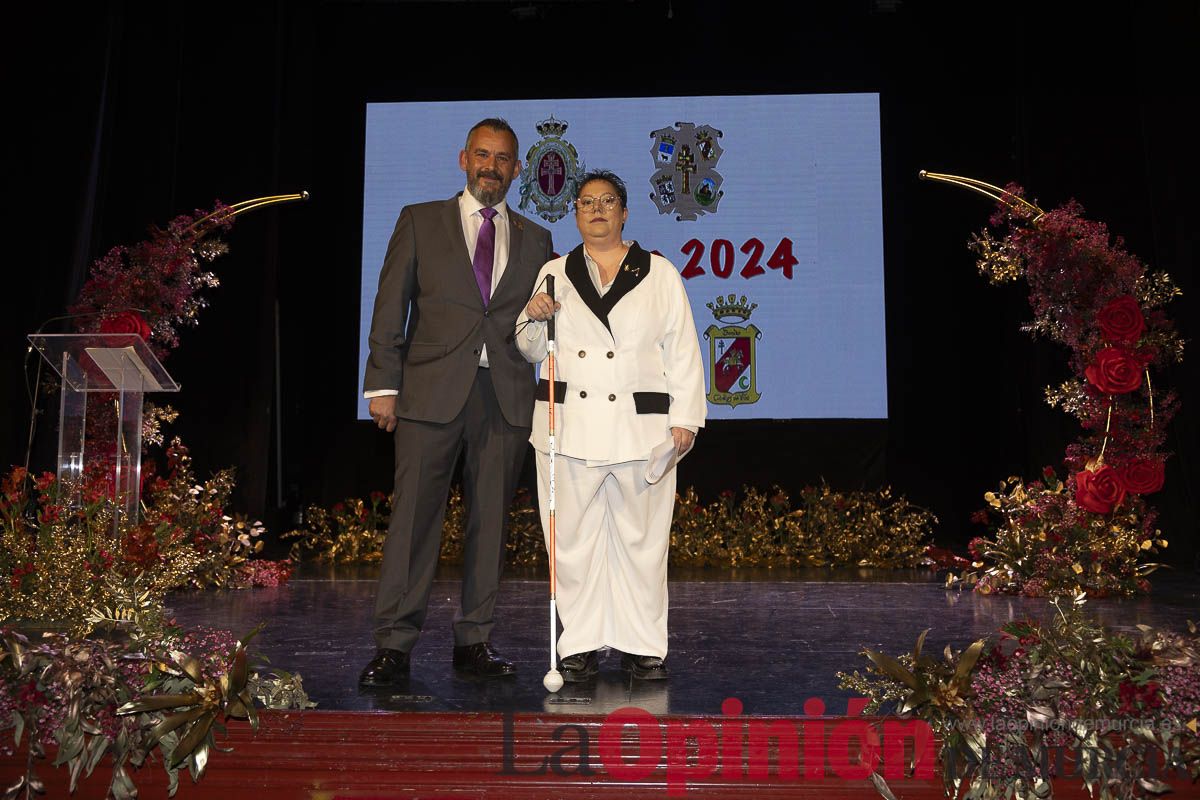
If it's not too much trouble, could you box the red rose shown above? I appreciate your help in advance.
[99,311,152,341]
[1084,347,1144,394]
[1097,296,1145,345]
[1074,466,1126,514]
[1118,459,1165,494]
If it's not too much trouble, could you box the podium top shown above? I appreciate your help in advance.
[28,333,180,392]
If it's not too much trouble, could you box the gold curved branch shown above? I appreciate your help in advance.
[918,171,1044,220]
[186,192,310,233]
[1097,402,1114,466]
[1146,369,1154,430]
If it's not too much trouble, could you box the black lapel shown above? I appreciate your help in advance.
[564,245,605,329]
[602,242,652,316]
[562,242,653,335]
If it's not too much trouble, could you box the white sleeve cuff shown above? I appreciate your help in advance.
[522,319,547,340]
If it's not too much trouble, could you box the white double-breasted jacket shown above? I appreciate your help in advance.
[516,242,707,464]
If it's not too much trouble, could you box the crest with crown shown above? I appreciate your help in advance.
[653,174,676,205]
[703,294,763,408]
[707,294,758,323]
[535,116,569,138]
[655,133,677,163]
[519,115,582,223]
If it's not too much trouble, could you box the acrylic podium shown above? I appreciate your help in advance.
[28,333,179,535]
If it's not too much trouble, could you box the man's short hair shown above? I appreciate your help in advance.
[465,118,519,153]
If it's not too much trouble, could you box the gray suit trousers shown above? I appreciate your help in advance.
[372,367,530,652]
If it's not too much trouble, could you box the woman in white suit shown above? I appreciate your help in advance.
[517,170,706,681]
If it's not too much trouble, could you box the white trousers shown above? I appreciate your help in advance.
[536,451,677,659]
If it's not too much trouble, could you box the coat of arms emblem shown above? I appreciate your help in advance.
[518,116,583,223]
[649,122,724,221]
[704,294,761,408]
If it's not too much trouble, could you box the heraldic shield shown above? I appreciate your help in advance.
[649,122,724,222]
[518,115,583,223]
[703,294,761,408]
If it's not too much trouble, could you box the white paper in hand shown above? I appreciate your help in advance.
[645,437,680,485]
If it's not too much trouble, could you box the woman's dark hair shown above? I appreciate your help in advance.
[574,169,628,209]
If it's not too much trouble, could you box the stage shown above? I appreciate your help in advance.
[8,564,1200,797]
[4,3,1198,798]
[167,565,1200,717]
[30,565,1174,799]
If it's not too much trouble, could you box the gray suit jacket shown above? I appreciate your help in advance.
[364,195,554,427]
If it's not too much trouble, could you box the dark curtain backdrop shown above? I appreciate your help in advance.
[4,1,1197,562]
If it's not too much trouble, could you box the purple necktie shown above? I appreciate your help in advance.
[473,207,498,307]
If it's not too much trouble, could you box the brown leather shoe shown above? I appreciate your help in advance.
[452,642,516,677]
[359,648,410,687]
[621,653,669,681]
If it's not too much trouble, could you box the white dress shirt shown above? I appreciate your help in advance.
[459,188,511,367]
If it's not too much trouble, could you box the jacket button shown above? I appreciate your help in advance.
[579,391,587,399]
[484,311,490,318]
[608,394,616,401]
[606,351,614,358]
[578,350,586,358]
[473,349,480,356]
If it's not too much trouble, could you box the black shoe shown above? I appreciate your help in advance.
[621,653,669,681]
[359,648,410,687]
[453,642,516,677]
[560,650,599,683]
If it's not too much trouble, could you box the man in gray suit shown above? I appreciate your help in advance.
[360,118,554,684]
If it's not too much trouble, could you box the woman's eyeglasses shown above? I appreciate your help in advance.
[575,195,620,212]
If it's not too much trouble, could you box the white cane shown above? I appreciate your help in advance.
[541,275,564,693]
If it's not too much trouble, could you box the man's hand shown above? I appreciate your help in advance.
[670,427,695,458]
[369,395,399,433]
[525,292,560,321]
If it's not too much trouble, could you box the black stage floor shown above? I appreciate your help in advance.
[166,565,1200,717]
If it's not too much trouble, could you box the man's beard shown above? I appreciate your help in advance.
[468,170,509,207]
